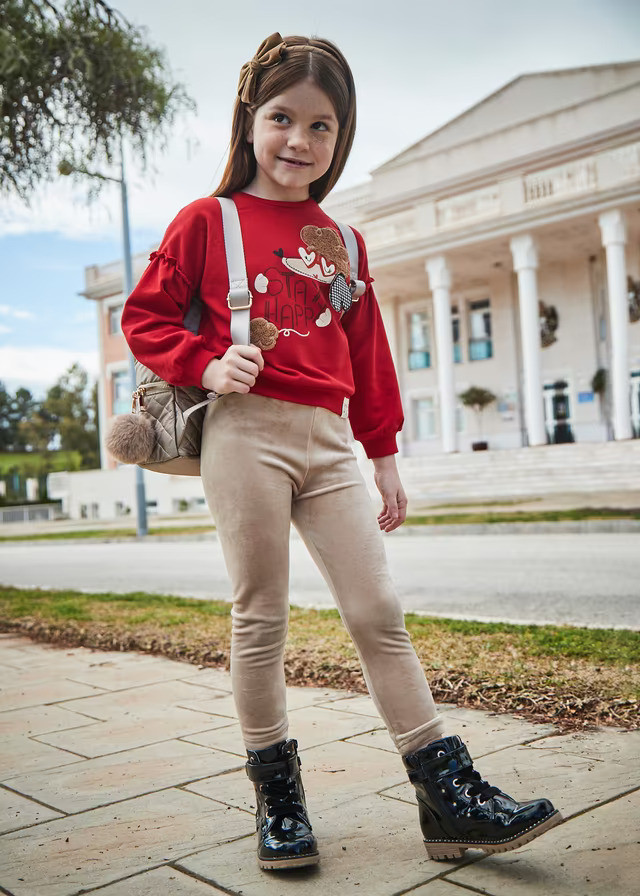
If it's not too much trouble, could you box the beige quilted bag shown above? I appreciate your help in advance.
[129,360,213,476]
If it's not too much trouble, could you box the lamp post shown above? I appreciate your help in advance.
[59,154,148,537]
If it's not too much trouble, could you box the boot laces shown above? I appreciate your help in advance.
[454,767,502,802]
[260,778,305,818]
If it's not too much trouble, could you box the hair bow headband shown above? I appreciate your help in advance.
[237,32,287,104]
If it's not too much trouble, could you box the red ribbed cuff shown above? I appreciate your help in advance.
[360,432,399,460]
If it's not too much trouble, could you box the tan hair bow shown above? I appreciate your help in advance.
[237,32,287,104]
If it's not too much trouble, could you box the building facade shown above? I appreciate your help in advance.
[85,61,640,475]
[323,61,640,455]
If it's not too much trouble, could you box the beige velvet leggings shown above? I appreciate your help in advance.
[200,393,444,755]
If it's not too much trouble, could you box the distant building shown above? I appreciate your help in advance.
[82,60,640,485]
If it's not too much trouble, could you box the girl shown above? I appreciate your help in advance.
[122,32,561,872]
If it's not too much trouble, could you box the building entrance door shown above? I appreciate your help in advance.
[543,380,575,443]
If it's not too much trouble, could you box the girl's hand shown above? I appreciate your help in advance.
[372,455,408,533]
[201,344,264,394]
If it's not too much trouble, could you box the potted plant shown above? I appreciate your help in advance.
[591,367,613,441]
[459,386,496,451]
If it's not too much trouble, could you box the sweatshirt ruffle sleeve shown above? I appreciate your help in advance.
[341,228,404,459]
[121,199,221,388]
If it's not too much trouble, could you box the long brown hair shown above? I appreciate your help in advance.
[211,35,356,203]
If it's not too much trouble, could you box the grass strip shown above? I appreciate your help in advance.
[1,585,637,731]
[1,506,639,542]
[0,526,216,541]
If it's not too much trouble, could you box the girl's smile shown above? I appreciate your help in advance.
[244,79,339,201]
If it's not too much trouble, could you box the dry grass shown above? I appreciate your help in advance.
[1,586,637,731]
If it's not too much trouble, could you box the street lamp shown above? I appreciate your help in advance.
[59,153,148,537]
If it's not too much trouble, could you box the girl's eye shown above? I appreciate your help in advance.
[312,121,329,131]
[273,113,289,123]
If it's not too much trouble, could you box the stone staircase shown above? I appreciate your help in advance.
[357,440,640,507]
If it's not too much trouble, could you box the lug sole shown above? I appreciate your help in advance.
[258,851,320,871]
[424,810,563,861]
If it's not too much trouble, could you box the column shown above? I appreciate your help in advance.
[380,296,407,455]
[510,234,546,446]
[425,255,457,453]
[599,209,632,441]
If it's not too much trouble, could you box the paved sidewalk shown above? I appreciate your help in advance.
[0,635,638,896]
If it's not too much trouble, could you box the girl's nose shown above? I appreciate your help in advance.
[287,127,310,151]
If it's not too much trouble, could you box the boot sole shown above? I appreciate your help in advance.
[424,810,563,861]
[258,851,320,871]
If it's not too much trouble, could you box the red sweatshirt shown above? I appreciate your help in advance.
[121,191,403,458]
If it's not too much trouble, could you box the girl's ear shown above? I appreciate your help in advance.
[245,111,254,144]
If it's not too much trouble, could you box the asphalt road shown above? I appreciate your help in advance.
[1,531,639,629]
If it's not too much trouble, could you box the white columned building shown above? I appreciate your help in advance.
[323,59,640,455]
[426,255,457,453]
[598,209,632,441]
[510,235,546,446]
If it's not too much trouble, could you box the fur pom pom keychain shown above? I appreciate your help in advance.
[105,389,156,465]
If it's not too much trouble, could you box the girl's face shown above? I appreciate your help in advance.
[245,78,339,202]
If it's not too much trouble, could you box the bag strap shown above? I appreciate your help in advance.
[181,197,252,418]
[335,221,366,298]
[218,196,252,345]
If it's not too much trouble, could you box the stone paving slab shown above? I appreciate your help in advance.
[348,709,557,759]
[0,787,63,835]
[4,739,244,812]
[176,667,234,691]
[92,866,231,894]
[0,732,87,777]
[0,678,107,713]
[0,788,254,896]
[185,705,385,756]
[56,679,231,721]
[176,684,362,723]
[379,732,639,819]
[177,792,442,896]
[62,656,219,692]
[408,882,497,895]
[1,635,637,896]
[186,739,407,816]
[446,788,640,896]
[0,652,204,692]
[34,707,236,758]
[317,694,459,719]
[526,728,638,761]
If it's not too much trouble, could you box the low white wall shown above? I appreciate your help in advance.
[47,468,207,521]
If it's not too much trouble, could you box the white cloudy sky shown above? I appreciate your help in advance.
[1,0,639,395]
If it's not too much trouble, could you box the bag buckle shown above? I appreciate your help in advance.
[227,287,253,310]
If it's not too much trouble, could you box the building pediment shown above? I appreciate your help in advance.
[374,61,640,174]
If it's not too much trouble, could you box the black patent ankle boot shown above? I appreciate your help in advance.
[403,735,562,860]
[245,738,319,870]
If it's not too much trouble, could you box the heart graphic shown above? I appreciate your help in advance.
[315,308,332,328]
[320,257,336,277]
[298,247,316,267]
[254,273,268,294]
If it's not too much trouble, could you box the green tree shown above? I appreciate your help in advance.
[1,0,195,200]
[0,382,12,450]
[0,381,37,451]
[16,364,99,466]
[42,363,100,467]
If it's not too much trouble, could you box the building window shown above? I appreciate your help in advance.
[408,311,431,369]
[413,397,436,440]
[112,370,131,415]
[108,303,124,335]
[452,304,462,363]
[468,299,492,361]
